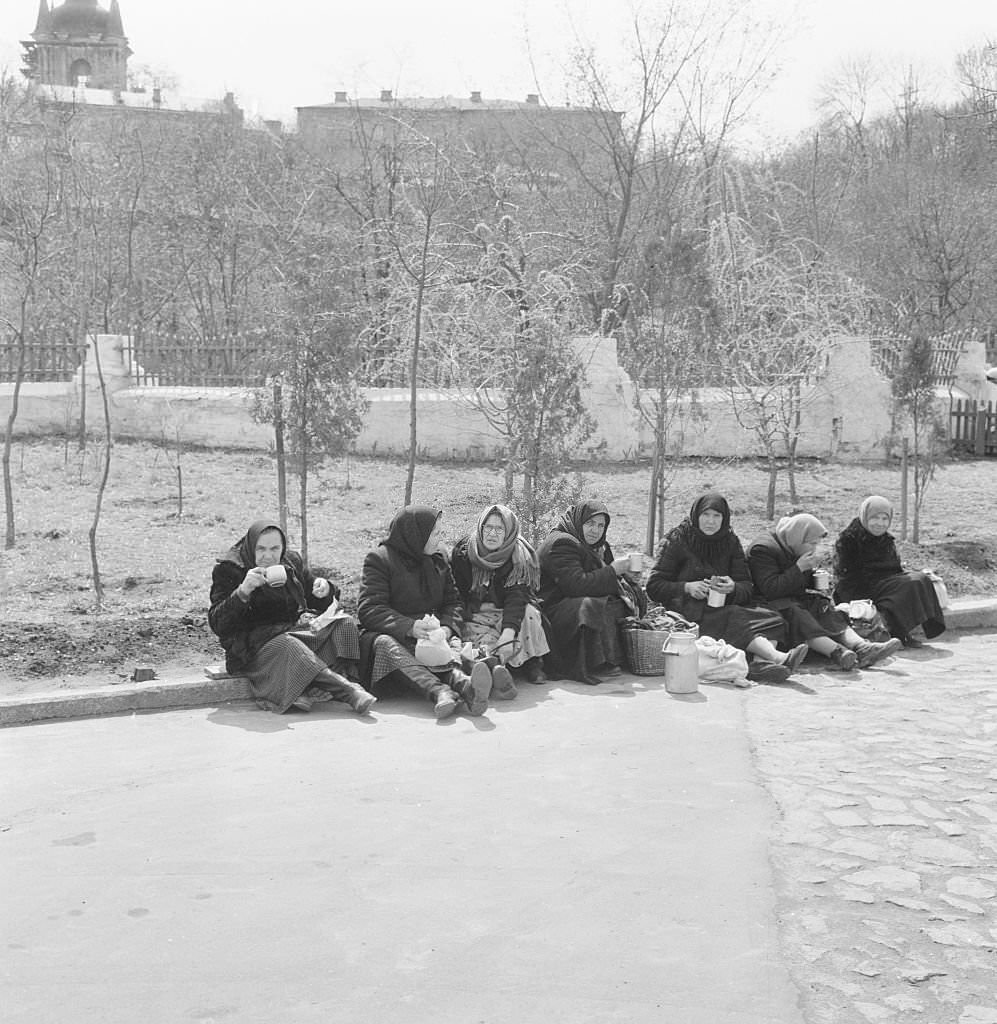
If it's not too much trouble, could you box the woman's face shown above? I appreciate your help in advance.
[865,512,891,537]
[254,529,283,567]
[481,513,507,552]
[582,514,608,546]
[698,509,724,535]
[422,520,442,554]
[798,533,824,557]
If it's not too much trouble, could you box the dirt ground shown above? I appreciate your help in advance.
[1,439,994,697]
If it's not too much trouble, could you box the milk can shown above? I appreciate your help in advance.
[662,628,700,694]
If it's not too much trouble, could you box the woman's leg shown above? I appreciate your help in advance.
[308,668,377,714]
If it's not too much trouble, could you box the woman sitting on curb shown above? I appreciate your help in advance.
[538,501,646,684]
[358,505,491,720]
[209,519,375,715]
[833,495,946,648]
[451,503,551,697]
[747,513,901,671]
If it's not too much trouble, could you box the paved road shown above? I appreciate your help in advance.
[1,675,802,1024]
[748,633,997,1024]
[3,634,995,1024]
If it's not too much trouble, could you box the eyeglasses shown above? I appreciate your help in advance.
[481,525,506,535]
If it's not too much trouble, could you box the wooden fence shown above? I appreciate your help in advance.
[950,399,997,456]
[0,340,87,383]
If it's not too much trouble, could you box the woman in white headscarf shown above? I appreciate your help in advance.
[833,495,946,647]
[747,513,901,670]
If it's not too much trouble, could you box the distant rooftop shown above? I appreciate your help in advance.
[34,82,240,116]
[296,91,583,113]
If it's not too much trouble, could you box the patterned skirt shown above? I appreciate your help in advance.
[244,618,361,714]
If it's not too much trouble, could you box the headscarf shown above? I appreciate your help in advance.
[665,492,734,559]
[221,518,287,569]
[383,505,442,562]
[859,495,893,531]
[554,500,611,551]
[773,513,827,557]
[465,504,540,594]
[219,518,306,613]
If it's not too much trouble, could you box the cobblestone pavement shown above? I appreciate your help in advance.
[745,632,997,1024]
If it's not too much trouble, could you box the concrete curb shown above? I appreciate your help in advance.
[3,597,995,728]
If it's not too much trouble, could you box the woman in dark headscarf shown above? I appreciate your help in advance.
[451,504,551,695]
[358,505,491,720]
[209,519,375,715]
[747,513,902,670]
[537,500,646,684]
[646,493,808,683]
[833,495,946,646]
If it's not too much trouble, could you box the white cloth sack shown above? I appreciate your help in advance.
[695,636,749,684]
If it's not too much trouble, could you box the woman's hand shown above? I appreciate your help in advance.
[411,617,436,640]
[611,556,632,576]
[312,577,331,600]
[684,579,711,600]
[497,627,518,663]
[796,552,820,572]
[236,566,267,601]
[710,575,736,595]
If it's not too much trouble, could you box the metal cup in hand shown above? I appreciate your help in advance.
[264,564,287,587]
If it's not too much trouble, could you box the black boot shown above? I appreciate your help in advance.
[312,669,377,714]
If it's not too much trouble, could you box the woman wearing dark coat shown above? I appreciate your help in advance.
[747,513,901,671]
[209,519,375,714]
[833,495,946,646]
[358,505,491,720]
[537,501,645,685]
[451,503,551,694]
[646,493,807,683]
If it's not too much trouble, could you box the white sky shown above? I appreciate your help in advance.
[1,0,995,146]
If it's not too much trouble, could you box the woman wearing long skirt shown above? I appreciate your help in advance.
[647,493,808,683]
[358,505,491,720]
[451,504,551,697]
[538,501,645,684]
[833,495,946,647]
[209,519,375,714]
[747,513,902,671]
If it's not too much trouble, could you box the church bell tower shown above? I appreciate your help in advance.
[22,0,131,91]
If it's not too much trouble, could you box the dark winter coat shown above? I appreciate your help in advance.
[832,518,903,602]
[208,528,336,674]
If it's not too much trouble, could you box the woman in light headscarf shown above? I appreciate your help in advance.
[451,504,551,696]
[358,505,491,720]
[209,519,375,714]
[647,493,808,683]
[537,500,646,684]
[747,513,901,670]
[833,495,946,646]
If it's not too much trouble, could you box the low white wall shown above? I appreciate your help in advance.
[0,332,986,461]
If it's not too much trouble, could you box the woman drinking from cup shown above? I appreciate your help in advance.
[832,495,946,647]
[647,493,808,683]
[537,500,646,684]
[746,513,901,670]
[209,519,375,715]
[451,504,551,696]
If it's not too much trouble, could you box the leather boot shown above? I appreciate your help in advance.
[312,669,377,714]
[854,637,903,668]
[449,663,490,715]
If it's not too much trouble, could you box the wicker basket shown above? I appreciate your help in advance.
[623,624,699,676]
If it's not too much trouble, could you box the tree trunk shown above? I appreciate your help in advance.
[645,443,661,556]
[3,305,30,549]
[273,379,288,534]
[88,339,113,611]
[765,455,778,520]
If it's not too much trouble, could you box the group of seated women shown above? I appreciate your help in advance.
[208,491,945,718]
